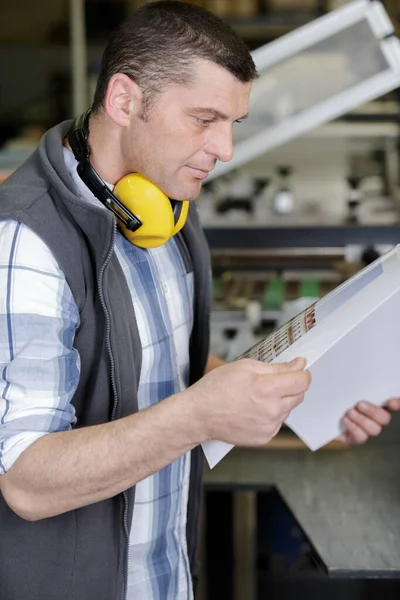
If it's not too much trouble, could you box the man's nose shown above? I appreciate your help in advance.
[207,124,234,163]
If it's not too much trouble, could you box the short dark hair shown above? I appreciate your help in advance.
[92,0,258,115]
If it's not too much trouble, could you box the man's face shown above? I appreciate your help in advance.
[124,59,252,201]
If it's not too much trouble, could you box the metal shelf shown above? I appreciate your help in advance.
[204,225,400,249]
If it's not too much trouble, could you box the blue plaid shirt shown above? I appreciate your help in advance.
[0,149,194,599]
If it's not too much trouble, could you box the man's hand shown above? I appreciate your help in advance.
[337,399,400,445]
[190,357,311,447]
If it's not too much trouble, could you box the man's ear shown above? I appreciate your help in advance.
[104,73,143,126]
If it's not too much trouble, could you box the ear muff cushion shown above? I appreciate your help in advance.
[113,173,175,248]
[172,200,189,236]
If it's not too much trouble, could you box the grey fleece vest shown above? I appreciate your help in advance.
[0,121,211,600]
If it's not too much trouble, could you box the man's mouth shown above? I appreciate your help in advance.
[187,166,212,179]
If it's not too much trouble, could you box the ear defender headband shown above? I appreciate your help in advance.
[66,110,189,248]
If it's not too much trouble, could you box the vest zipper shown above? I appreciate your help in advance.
[123,490,130,600]
[97,221,130,600]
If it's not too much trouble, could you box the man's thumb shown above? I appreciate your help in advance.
[273,357,307,373]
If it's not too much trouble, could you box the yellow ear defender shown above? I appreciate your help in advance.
[113,173,189,249]
[67,110,189,249]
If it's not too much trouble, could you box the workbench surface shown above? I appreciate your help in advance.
[204,415,400,577]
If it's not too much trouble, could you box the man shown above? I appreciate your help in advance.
[0,2,398,599]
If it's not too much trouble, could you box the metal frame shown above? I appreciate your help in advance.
[69,0,88,116]
[208,0,400,181]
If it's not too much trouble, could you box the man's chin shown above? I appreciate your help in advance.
[167,182,202,202]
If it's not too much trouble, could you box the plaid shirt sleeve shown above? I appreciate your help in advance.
[0,220,80,475]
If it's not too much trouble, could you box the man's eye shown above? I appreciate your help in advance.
[235,119,243,124]
[197,118,212,126]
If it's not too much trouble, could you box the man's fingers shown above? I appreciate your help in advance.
[273,369,311,397]
[238,357,307,375]
[336,432,349,444]
[386,398,400,411]
[342,415,369,444]
[238,357,310,396]
[354,402,391,426]
[282,393,306,414]
[339,402,395,446]
[271,357,307,373]
[345,407,382,437]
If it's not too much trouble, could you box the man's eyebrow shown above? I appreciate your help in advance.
[190,107,248,121]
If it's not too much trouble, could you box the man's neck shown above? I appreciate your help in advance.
[65,112,130,185]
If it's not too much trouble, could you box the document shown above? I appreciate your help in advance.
[202,245,400,468]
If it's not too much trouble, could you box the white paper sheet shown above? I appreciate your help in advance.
[202,245,400,468]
